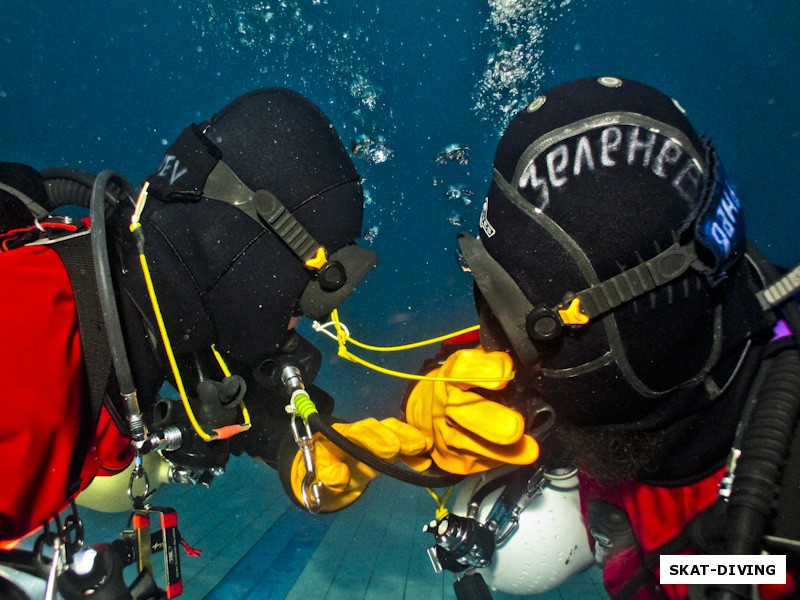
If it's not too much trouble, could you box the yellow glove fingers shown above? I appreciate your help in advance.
[398,454,433,472]
[332,418,403,460]
[431,415,526,458]
[287,413,440,512]
[296,417,431,493]
[442,389,526,445]
[307,431,380,487]
[438,348,515,391]
[316,461,350,489]
[405,374,439,445]
[431,432,539,475]
[378,417,432,456]
[290,436,348,498]
[291,446,366,513]
[403,347,538,476]
[340,459,379,488]
[289,434,376,512]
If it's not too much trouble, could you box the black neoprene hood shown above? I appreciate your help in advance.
[480,77,727,429]
[117,88,370,366]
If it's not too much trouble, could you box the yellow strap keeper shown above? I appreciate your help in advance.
[558,297,590,325]
[305,246,328,270]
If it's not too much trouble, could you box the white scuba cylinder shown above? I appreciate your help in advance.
[76,451,174,512]
[451,468,595,595]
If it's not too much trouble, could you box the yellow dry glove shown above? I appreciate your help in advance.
[405,347,539,475]
[289,417,432,513]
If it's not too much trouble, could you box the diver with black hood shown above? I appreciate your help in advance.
[0,88,377,599]
[427,77,800,600]
[282,77,800,600]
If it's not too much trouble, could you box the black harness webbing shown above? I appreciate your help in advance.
[50,233,128,438]
[592,336,800,600]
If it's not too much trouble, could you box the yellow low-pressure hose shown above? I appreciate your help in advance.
[131,184,249,442]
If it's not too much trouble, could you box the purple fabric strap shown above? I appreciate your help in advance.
[772,319,791,341]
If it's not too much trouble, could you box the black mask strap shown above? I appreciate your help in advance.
[457,232,540,366]
[204,160,327,268]
[203,155,377,321]
[562,241,701,324]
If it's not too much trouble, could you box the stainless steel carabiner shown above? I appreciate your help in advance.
[290,415,323,513]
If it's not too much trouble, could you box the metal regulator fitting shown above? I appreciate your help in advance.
[424,513,496,572]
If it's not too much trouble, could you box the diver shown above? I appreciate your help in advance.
[288,77,800,600]
[0,88,377,599]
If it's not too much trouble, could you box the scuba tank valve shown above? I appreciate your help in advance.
[424,514,496,572]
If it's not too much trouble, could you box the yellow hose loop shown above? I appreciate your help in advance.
[426,486,455,521]
[131,181,222,441]
[137,253,214,442]
[313,310,513,383]
[131,181,250,441]
[211,344,251,426]
[210,344,232,377]
[350,325,481,352]
[328,309,480,351]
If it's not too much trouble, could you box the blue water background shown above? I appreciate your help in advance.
[1,0,798,419]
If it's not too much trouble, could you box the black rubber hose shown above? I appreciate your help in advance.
[726,348,800,555]
[453,573,494,600]
[41,167,127,211]
[0,549,51,579]
[707,247,800,600]
[709,349,800,600]
[0,576,31,600]
[468,469,518,509]
[89,171,138,401]
[307,412,465,488]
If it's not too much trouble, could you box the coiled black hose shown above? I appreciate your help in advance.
[726,349,800,556]
[708,247,800,600]
[708,348,800,600]
[468,469,518,509]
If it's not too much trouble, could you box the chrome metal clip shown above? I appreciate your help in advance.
[289,415,323,513]
[128,452,151,503]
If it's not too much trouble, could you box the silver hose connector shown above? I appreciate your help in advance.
[125,396,148,444]
[281,365,305,393]
[147,426,183,452]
